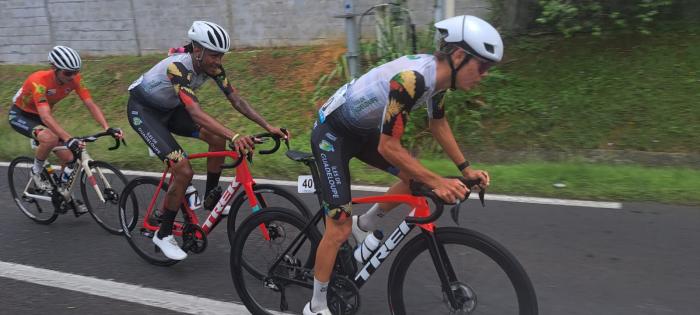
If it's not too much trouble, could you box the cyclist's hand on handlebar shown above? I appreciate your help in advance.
[266,126,290,140]
[106,127,124,140]
[432,178,469,203]
[66,137,85,151]
[462,168,490,187]
[229,135,256,155]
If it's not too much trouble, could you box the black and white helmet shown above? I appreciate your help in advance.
[187,21,230,53]
[435,15,504,62]
[48,45,82,71]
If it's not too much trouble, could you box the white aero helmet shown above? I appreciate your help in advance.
[48,46,82,71]
[435,15,503,62]
[188,21,230,53]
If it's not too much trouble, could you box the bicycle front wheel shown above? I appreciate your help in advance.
[388,227,538,315]
[231,207,321,314]
[8,156,58,224]
[227,183,312,244]
[80,160,131,234]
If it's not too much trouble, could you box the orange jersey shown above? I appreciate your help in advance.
[12,70,92,114]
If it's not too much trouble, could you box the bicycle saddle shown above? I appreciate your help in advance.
[286,150,314,162]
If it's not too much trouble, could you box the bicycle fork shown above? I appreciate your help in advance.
[424,229,467,310]
[78,151,112,203]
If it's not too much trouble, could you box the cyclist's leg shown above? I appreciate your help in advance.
[167,107,224,198]
[308,121,356,312]
[128,96,190,259]
[355,131,411,216]
[9,107,53,166]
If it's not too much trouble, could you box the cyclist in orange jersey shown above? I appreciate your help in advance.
[8,46,123,203]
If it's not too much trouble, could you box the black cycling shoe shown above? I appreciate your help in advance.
[73,200,89,217]
[203,186,223,211]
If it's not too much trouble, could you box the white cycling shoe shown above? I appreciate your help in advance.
[351,215,370,244]
[152,231,188,260]
[303,302,332,315]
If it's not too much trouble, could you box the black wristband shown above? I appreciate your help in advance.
[457,161,470,172]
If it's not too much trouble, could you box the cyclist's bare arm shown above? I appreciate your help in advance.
[82,99,109,130]
[36,105,71,141]
[226,92,278,134]
[429,118,490,185]
[378,135,466,202]
[209,66,286,138]
[184,101,236,140]
[378,135,439,185]
[429,118,465,164]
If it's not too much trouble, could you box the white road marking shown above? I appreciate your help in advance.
[0,162,622,209]
[0,260,252,315]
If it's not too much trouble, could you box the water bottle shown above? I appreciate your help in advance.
[60,165,74,183]
[45,164,59,183]
[185,184,202,211]
[354,230,384,263]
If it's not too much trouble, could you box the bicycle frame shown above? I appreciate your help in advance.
[19,143,113,204]
[267,192,446,290]
[140,150,269,239]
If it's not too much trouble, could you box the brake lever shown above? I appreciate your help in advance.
[449,201,463,225]
[449,185,487,225]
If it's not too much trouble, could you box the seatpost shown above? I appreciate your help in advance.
[304,159,325,206]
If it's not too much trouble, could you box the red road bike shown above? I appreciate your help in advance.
[118,133,311,266]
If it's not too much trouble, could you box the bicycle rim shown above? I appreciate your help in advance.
[8,157,58,224]
[81,160,132,234]
[227,184,312,244]
[231,207,321,314]
[388,227,538,315]
[119,176,179,266]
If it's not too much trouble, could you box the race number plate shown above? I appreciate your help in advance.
[297,175,315,193]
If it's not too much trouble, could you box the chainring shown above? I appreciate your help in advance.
[182,223,208,254]
[328,274,361,315]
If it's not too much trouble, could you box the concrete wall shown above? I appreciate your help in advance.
[1,0,493,64]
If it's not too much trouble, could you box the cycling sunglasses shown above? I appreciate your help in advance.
[62,70,79,77]
[459,48,495,74]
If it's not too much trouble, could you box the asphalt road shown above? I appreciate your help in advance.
[1,165,698,314]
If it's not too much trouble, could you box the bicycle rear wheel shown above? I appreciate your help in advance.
[226,183,312,244]
[231,207,321,314]
[8,156,58,224]
[388,227,538,315]
[81,160,131,234]
[119,176,179,266]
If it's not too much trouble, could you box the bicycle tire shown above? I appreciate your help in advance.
[8,156,58,224]
[119,176,179,266]
[80,160,132,235]
[226,183,312,244]
[231,207,322,314]
[387,227,538,315]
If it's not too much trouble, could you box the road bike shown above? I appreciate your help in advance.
[229,150,538,314]
[8,131,128,234]
[118,132,311,266]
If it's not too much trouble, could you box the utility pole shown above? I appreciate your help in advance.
[435,0,445,23]
[337,0,360,79]
[445,0,455,18]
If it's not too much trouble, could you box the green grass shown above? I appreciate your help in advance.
[1,28,699,205]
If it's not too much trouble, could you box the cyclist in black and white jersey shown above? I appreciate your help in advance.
[127,21,287,261]
[304,15,501,314]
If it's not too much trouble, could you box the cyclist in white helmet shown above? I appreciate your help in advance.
[8,45,123,207]
[304,15,501,314]
[126,21,288,260]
